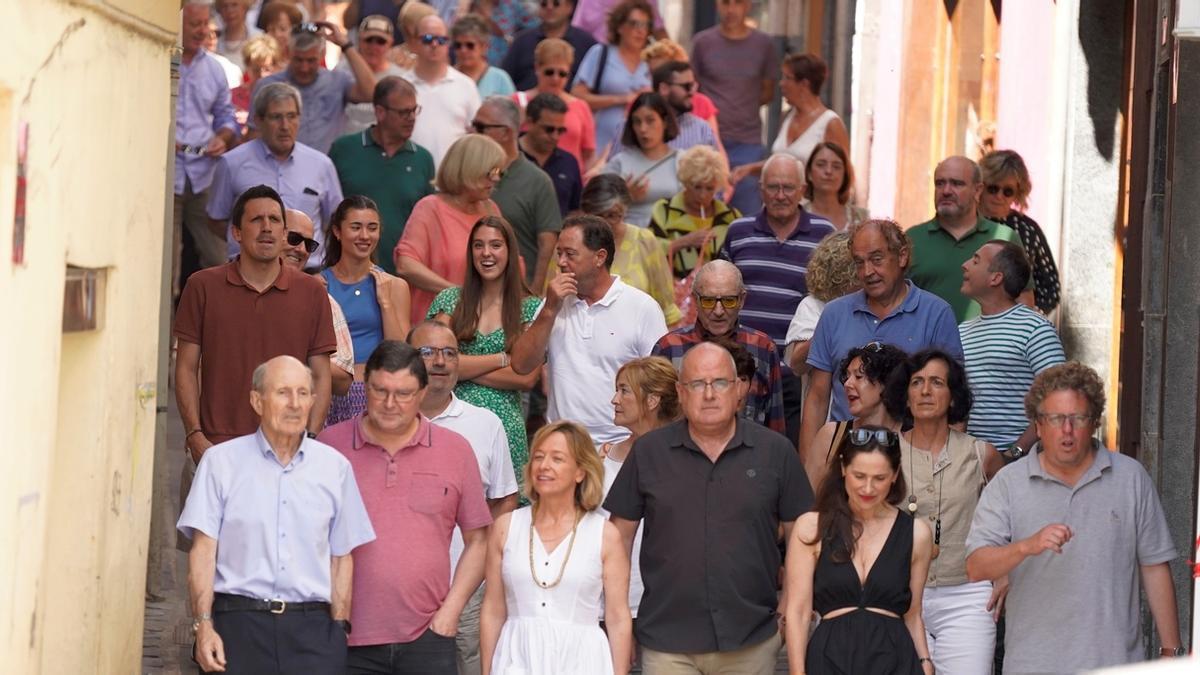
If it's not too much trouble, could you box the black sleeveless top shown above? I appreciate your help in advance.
[813,510,913,617]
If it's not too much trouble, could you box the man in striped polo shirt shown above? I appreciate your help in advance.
[959,240,1065,460]
[720,153,833,442]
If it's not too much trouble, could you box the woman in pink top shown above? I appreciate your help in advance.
[513,38,596,173]
[395,134,507,325]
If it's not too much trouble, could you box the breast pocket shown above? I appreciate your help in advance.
[409,472,452,515]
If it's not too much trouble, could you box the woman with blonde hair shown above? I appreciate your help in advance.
[513,38,597,172]
[481,421,633,675]
[393,0,437,69]
[786,231,862,372]
[395,134,506,324]
[649,145,741,280]
[232,34,281,133]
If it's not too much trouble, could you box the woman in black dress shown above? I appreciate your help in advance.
[785,427,935,675]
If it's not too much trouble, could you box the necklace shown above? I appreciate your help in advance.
[528,508,582,589]
[906,431,945,560]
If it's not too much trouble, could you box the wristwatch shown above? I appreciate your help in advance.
[191,614,212,633]
[305,430,318,440]
[1159,646,1186,657]
[335,619,352,635]
[1005,445,1028,460]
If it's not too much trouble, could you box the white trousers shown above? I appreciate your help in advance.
[923,580,996,674]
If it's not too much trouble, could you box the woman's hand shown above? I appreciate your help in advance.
[669,228,712,253]
[369,267,392,309]
[626,174,650,202]
[987,576,1010,622]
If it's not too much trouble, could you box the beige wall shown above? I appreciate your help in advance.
[0,0,174,672]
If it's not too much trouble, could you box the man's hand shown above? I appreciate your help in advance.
[987,575,1010,622]
[543,272,577,313]
[317,20,350,48]
[194,622,227,672]
[1020,523,1073,556]
[428,605,460,638]
[188,433,214,464]
[204,136,228,158]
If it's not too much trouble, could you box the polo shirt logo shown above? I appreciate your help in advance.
[746,469,757,478]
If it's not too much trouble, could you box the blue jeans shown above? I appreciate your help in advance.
[725,141,766,216]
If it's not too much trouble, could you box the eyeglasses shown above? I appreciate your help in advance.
[420,33,450,46]
[669,81,697,92]
[540,0,563,7]
[539,123,568,135]
[380,103,421,118]
[362,36,389,46]
[681,378,735,394]
[862,341,885,352]
[366,384,421,403]
[472,120,509,134]
[847,428,898,447]
[762,183,799,196]
[1037,413,1094,428]
[624,19,651,30]
[695,294,740,310]
[292,22,321,35]
[417,346,459,360]
[541,68,570,78]
[453,41,477,50]
[986,184,1017,198]
[286,230,319,253]
[487,166,506,181]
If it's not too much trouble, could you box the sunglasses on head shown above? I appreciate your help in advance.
[542,68,570,78]
[292,22,321,35]
[362,35,389,46]
[694,293,740,310]
[420,33,450,46]
[846,428,898,447]
[986,184,1017,198]
[286,230,319,253]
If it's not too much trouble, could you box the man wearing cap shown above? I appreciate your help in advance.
[340,15,408,135]
[179,354,376,673]
[397,14,481,167]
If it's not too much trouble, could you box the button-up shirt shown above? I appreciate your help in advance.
[603,419,812,653]
[253,68,356,154]
[176,49,238,195]
[206,138,343,267]
[177,430,375,602]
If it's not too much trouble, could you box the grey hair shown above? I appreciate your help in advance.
[253,81,303,120]
[762,152,805,180]
[251,355,312,393]
[693,259,744,294]
[290,29,325,53]
[482,95,522,131]
[580,173,631,214]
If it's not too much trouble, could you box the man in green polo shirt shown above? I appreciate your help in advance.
[329,76,435,275]
[908,155,1024,322]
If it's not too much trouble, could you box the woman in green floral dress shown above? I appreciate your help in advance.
[428,215,541,484]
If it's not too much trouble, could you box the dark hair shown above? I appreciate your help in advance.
[258,1,303,31]
[621,92,679,149]
[804,141,853,204]
[364,340,428,388]
[606,0,654,45]
[526,92,569,123]
[784,53,827,95]
[837,342,908,421]
[805,425,906,562]
[373,75,416,107]
[449,216,531,351]
[651,60,691,90]
[230,185,286,230]
[323,195,381,268]
[883,349,973,428]
[709,335,756,382]
[562,214,616,270]
[986,239,1031,300]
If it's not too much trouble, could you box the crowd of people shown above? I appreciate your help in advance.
[173,1,1187,674]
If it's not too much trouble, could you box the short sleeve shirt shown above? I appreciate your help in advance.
[318,415,493,647]
[521,145,582,218]
[603,419,813,653]
[492,155,563,283]
[173,262,337,442]
[254,68,355,154]
[397,65,481,168]
[690,28,778,145]
[575,43,651,156]
[907,216,1025,322]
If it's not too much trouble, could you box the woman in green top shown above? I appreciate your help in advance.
[429,215,541,482]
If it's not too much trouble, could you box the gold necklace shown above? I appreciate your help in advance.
[528,509,582,589]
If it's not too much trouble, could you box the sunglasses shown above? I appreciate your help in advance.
[286,230,319,253]
[670,81,697,92]
[420,33,450,46]
[540,0,563,7]
[362,36,389,46]
[986,184,1017,198]
[453,41,478,50]
[694,294,740,310]
[846,428,899,447]
[624,19,651,30]
[539,123,568,135]
[542,68,570,78]
[487,167,506,182]
[292,22,321,35]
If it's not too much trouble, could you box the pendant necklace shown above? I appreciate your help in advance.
[529,508,582,589]
[907,431,944,560]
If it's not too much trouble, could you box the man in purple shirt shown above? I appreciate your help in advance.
[208,82,343,268]
[175,1,239,294]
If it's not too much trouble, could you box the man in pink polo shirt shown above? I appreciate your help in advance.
[318,340,492,673]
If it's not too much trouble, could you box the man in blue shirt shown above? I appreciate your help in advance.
[799,219,962,463]
[501,0,596,90]
[179,355,375,674]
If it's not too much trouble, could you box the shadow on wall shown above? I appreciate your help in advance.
[1077,0,1124,162]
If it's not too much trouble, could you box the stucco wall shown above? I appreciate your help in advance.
[0,1,174,672]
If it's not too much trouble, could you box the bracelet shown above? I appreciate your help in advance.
[186,429,203,439]
[918,657,933,665]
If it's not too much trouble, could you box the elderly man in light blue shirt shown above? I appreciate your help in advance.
[175,1,239,287]
[208,82,343,268]
[178,355,375,674]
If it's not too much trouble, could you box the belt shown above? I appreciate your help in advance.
[212,592,330,615]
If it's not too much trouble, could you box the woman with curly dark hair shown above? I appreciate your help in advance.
[883,348,1005,672]
[785,426,934,674]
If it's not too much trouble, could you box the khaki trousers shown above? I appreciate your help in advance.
[641,631,782,675]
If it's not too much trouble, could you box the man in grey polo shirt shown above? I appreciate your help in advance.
[965,362,1184,672]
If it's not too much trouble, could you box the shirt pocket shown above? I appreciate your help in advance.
[408,471,451,515]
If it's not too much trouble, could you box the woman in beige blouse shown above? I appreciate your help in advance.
[884,348,1005,673]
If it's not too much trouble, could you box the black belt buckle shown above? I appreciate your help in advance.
[268,599,287,614]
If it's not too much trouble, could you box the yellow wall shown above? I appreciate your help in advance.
[0,0,174,672]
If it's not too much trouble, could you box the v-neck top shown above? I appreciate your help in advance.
[812,510,913,616]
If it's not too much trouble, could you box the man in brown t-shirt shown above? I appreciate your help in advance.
[173,184,337,546]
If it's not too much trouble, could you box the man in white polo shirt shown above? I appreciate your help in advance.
[397,14,481,167]
[511,214,668,444]
[411,319,518,675]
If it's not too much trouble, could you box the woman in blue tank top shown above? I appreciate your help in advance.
[320,195,411,425]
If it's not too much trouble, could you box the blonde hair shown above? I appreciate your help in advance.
[616,357,681,423]
[399,0,437,39]
[435,134,507,195]
[641,38,687,64]
[805,231,860,302]
[979,149,1033,211]
[677,145,728,186]
[523,422,606,510]
[534,38,574,67]
[241,34,281,71]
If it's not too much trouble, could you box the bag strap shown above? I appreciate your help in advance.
[825,421,849,464]
[593,44,609,93]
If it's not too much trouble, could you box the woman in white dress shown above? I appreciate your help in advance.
[730,53,851,187]
[480,421,633,675]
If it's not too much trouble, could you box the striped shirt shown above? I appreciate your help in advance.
[718,209,834,350]
[959,304,1066,449]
